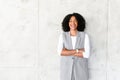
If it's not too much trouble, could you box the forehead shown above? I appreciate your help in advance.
[70,16,77,20]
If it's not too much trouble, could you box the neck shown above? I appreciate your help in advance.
[70,30,77,36]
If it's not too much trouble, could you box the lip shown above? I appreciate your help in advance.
[70,25,77,27]
[70,26,77,29]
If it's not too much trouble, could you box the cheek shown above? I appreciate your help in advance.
[75,22,78,25]
[74,22,78,27]
[76,22,78,26]
[68,22,71,26]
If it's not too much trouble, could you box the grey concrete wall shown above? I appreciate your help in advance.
[0,0,120,80]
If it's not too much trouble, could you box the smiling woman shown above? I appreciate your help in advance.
[57,13,90,80]
[69,16,78,31]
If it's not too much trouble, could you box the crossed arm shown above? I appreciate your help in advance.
[61,48,85,58]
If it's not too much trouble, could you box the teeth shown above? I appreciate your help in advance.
[72,26,75,27]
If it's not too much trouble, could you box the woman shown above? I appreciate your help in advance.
[57,13,90,80]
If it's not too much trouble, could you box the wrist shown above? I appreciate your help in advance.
[76,49,79,53]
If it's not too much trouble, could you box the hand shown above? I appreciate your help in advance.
[74,53,83,57]
[74,48,85,57]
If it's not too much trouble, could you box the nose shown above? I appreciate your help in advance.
[71,21,76,25]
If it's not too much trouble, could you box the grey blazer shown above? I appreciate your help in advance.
[60,31,88,80]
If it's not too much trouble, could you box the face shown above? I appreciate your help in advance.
[69,16,78,30]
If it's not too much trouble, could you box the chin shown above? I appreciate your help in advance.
[70,27,77,29]
[70,28,77,30]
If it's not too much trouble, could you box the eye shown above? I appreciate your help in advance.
[74,20,78,23]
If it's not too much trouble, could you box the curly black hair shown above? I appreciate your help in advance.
[62,13,86,32]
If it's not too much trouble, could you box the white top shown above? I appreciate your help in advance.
[57,33,90,58]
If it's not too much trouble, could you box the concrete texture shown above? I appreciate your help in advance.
[0,0,120,80]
